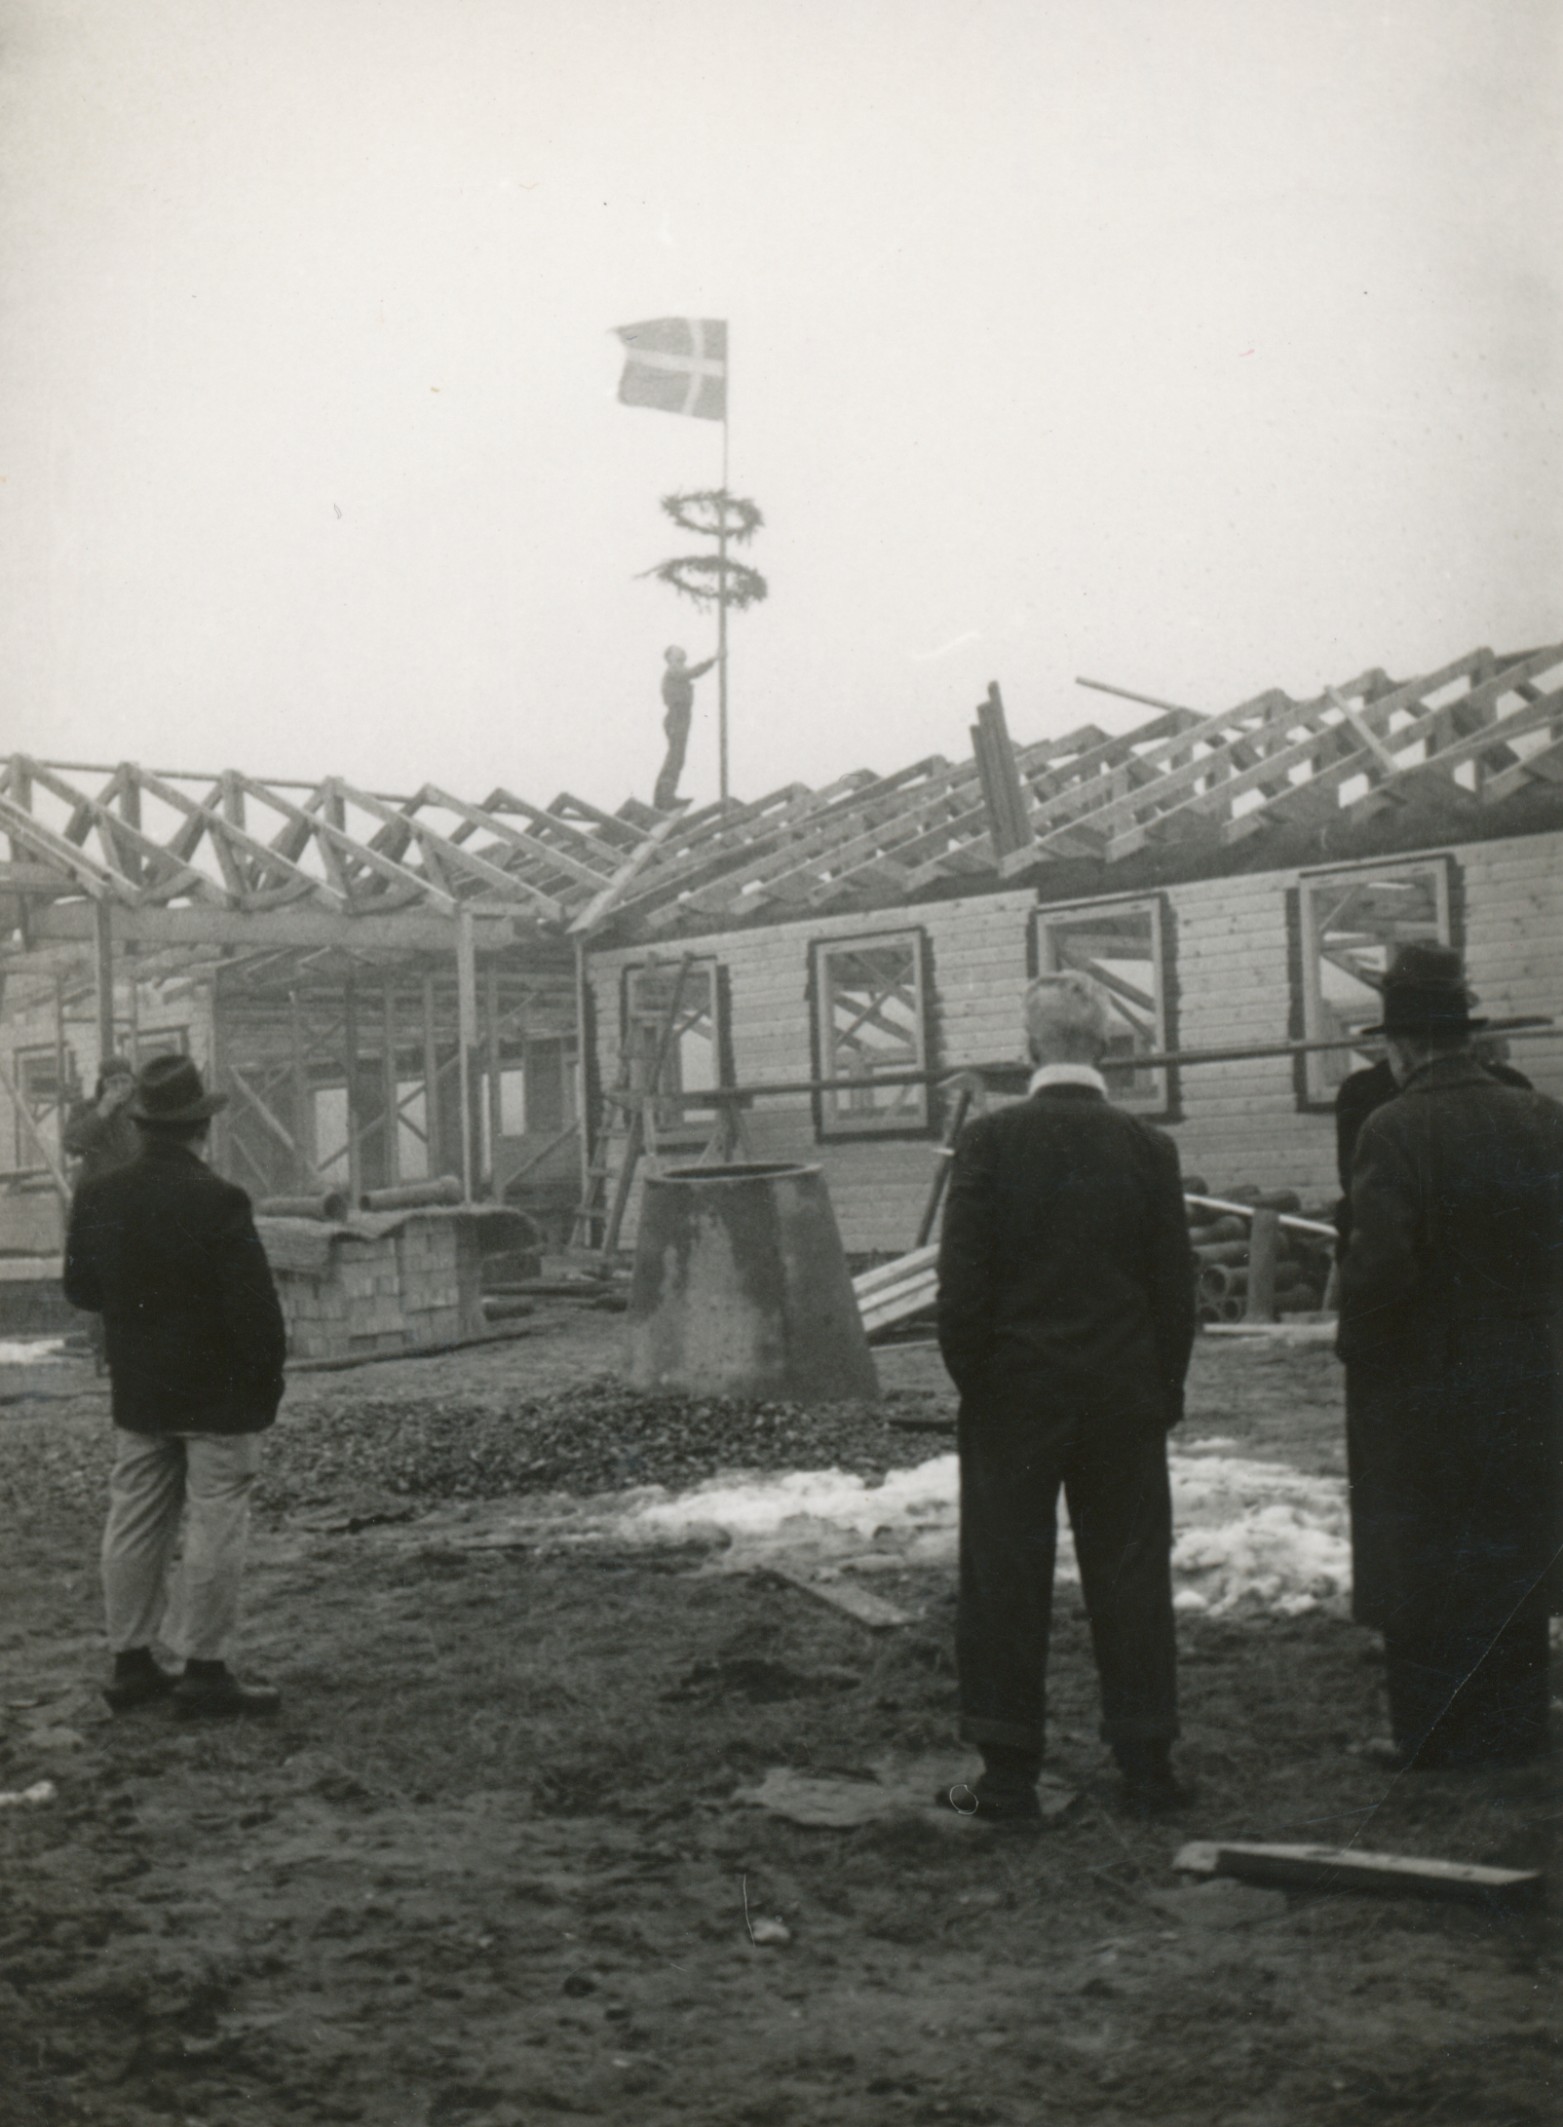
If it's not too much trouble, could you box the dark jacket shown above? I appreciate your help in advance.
[1333,1054,1532,1255]
[63,1136,287,1436]
[937,1084,1196,1428]
[1337,1054,1563,1628]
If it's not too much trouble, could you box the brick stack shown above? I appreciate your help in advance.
[259,1209,489,1363]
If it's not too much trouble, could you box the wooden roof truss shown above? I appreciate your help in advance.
[3,641,1560,970]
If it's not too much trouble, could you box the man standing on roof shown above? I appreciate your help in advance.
[1337,943,1563,1769]
[64,1054,287,1721]
[936,973,1197,1820]
[653,645,716,811]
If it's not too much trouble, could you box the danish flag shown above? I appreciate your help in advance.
[614,318,727,421]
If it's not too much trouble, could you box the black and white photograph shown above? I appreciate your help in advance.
[0,3,1559,2122]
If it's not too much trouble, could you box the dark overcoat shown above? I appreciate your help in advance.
[63,1135,287,1436]
[937,1085,1196,1428]
[1337,1055,1563,1631]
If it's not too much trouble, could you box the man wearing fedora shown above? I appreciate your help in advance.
[1332,943,1531,1254]
[1337,941,1563,1769]
[63,1053,287,1719]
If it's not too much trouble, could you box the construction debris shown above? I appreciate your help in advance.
[1174,1840,1542,1907]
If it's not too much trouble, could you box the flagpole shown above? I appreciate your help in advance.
[717,353,730,804]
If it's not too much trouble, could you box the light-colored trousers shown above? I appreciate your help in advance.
[101,1427,264,1662]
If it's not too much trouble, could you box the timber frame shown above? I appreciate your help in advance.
[3,638,1561,1211]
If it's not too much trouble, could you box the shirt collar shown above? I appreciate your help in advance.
[1027,1062,1108,1096]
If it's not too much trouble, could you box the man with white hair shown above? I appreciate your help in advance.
[937,972,1196,1818]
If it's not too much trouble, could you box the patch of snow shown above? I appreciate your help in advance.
[0,1338,67,1365]
[609,1446,1351,1617]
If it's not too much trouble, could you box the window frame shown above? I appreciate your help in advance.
[808,928,936,1143]
[12,1042,77,1166]
[1296,854,1454,1108]
[1032,893,1174,1117]
[620,957,731,1148]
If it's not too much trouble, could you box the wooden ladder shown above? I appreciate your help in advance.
[570,952,696,1257]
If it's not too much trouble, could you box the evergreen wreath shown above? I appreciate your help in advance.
[661,489,763,542]
[643,554,769,610]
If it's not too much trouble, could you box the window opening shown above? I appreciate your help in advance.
[1300,860,1451,1102]
[1034,899,1169,1111]
[812,935,931,1136]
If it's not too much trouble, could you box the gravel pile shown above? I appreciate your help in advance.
[258,1376,948,1516]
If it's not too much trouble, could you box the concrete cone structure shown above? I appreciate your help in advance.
[627,1162,880,1404]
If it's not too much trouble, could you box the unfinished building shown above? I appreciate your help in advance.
[4,638,1561,1262]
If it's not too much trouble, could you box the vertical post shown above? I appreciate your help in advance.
[126,946,141,1060]
[343,977,362,1205]
[289,986,312,1191]
[573,937,593,1211]
[1246,1208,1281,1324]
[484,961,503,1198]
[455,911,477,1201]
[421,971,441,1183]
[381,981,401,1187]
[119,772,143,887]
[53,975,69,1157]
[717,407,730,803]
[207,967,227,1172]
[93,899,116,1067]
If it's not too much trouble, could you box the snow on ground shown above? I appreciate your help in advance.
[0,1338,66,1365]
[616,1435,1351,1616]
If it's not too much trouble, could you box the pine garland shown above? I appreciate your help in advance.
[644,554,769,610]
[660,489,763,542]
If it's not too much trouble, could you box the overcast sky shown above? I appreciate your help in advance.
[2,0,1558,812]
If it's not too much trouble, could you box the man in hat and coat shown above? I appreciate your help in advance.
[1332,953,1531,1256]
[63,1054,287,1718]
[937,972,1197,1819]
[1337,941,1563,1768]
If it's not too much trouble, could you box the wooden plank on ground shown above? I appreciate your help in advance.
[763,1566,914,1629]
[1174,1840,1542,1907]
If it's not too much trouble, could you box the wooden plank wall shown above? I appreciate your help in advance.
[589,889,1037,1253]
[587,825,1563,1253]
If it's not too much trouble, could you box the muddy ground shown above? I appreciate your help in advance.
[0,1314,1557,2127]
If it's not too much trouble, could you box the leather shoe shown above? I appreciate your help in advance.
[102,1659,179,1714]
[171,1668,281,1720]
[1119,1768,1194,1819]
[1114,1740,1191,1818]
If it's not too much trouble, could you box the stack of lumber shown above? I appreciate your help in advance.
[1185,1182,1335,1324]
[851,1178,1340,1342]
[852,1245,939,1340]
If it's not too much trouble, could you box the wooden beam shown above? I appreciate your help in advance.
[484,959,503,1193]
[289,987,313,1187]
[1175,1840,1541,1908]
[381,982,401,1187]
[343,977,362,1204]
[26,902,521,952]
[422,971,441,1185]
[332,780,566,924]
[92,899,115,1064]
[455,911,477,1199]
[229,1065,328,1188]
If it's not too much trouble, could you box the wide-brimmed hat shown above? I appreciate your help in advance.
[1362,940,1486,1037]
[127,1053,229,1125]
